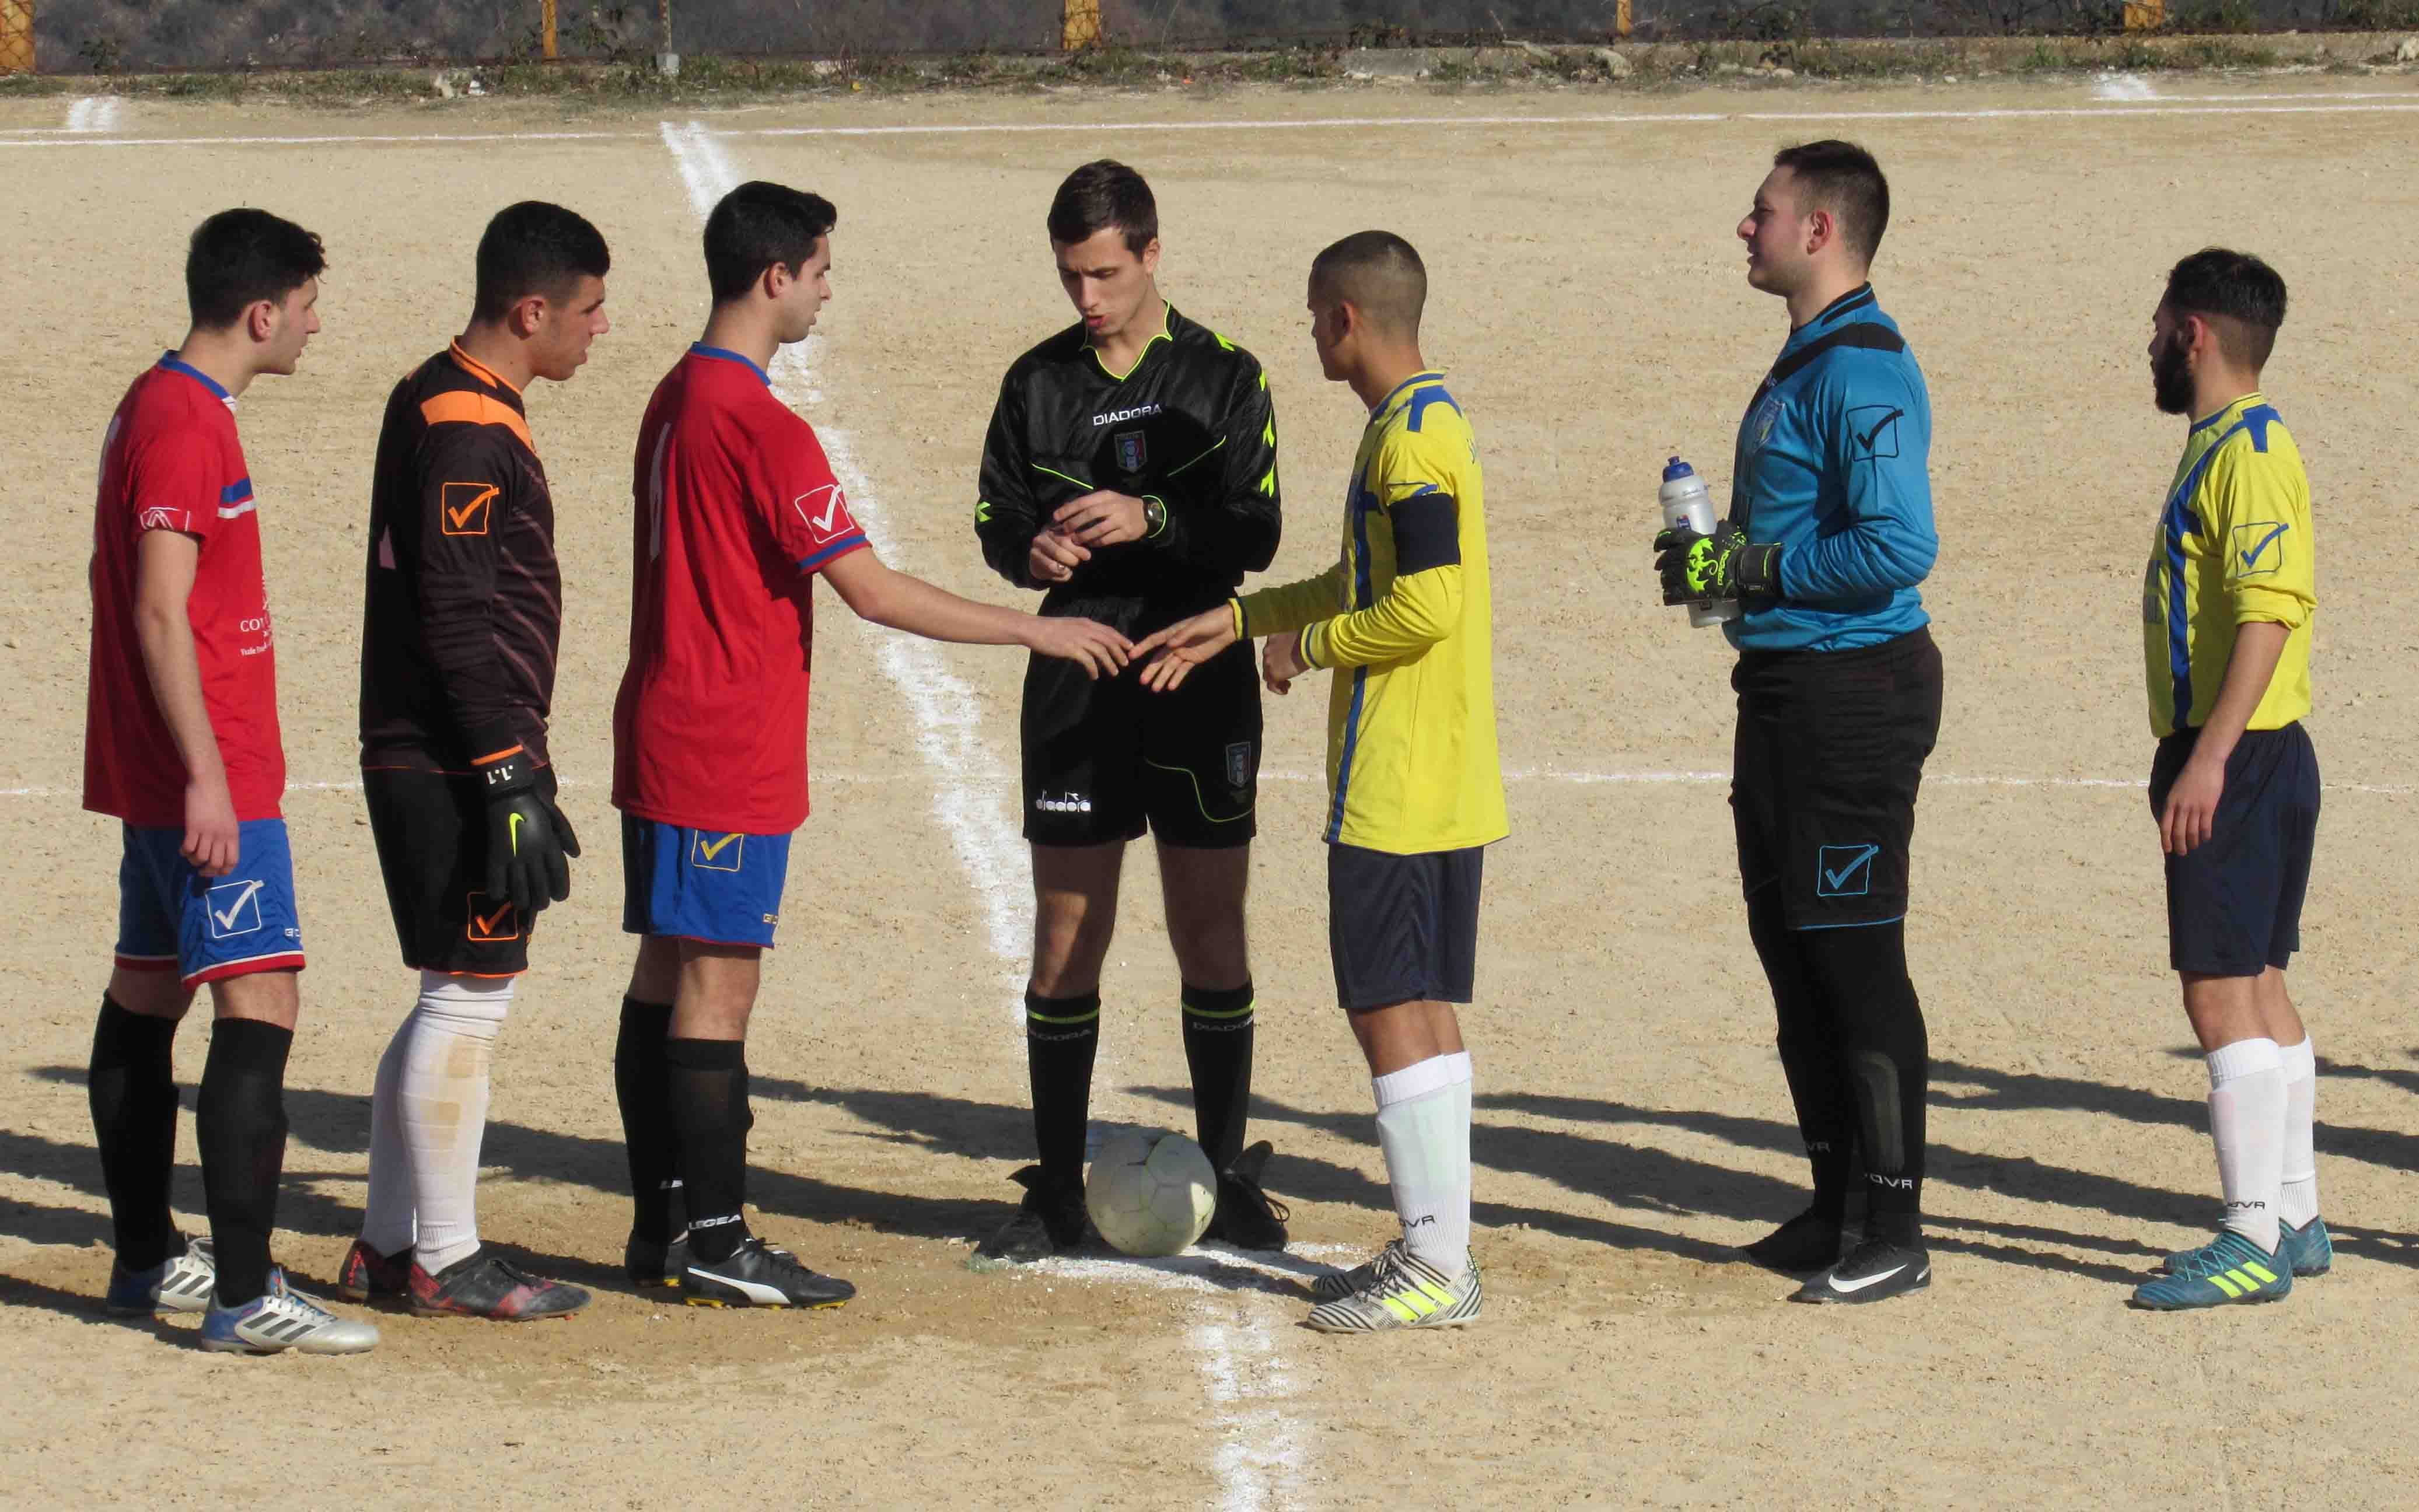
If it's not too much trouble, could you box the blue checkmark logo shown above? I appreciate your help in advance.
[2232,521,2288,577]
[1816,844,1879,898]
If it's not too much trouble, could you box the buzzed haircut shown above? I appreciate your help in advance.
[473,201,610,323]
[1773,139,1890,268]
[2163,247,2288,371]
[1310,230,1428,338]
[1048,159,1157,254]
[705,181,838,303]
[185,208,326,330]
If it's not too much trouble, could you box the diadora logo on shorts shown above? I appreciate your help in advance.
[692,832,745,872]
[465,891,520,943]
[205,879,265,939]
[1034,790,1093,815]
[1816,844,1879,898]
[441,481,499,536]
[792,483,856,545]
[138,506,189,533]
[1091,403,1162,428]
[1115,430,1147,472]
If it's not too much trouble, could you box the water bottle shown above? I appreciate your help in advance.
[1659,457,1738,628]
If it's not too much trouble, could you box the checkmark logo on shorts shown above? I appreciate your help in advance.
[693,832,744,872]
[2232,521,2288,576]
[466,891,520,943]
[441,481,500,536]
[1816,844,1880,898]
[206,879,265,939]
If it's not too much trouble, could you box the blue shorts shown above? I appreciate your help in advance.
[2149,722,2320,977]
[620,816,791,949]
[116,820,307,991]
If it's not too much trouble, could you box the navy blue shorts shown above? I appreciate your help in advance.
[621,816,791,949]
[2149,722,2320,976]
[1326,842,1484,1011]
[115,820,306,991]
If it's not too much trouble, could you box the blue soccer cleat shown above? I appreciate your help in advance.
[2278,1216,2333,1277]
[2130,1230,2291,1311]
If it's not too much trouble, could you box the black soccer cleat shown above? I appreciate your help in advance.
[1202,1140,1291,1251]
[626,1230,691,1290]
[974,1164,1092,1265]
[680,1238,855,1310]
[1740,1208,1850,1275]
[1789,1236,1931,1304]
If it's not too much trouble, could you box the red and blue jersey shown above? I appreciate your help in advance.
[85,354,286,827]
[612,344,871,835]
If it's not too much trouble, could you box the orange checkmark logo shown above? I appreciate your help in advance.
[441,481,500,536]
[466,891,520,942]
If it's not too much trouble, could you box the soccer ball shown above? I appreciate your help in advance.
[1085,1129,1218,1258]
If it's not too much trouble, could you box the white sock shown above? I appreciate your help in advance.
[2205,1037,2284,1255]
[358,1014,418,1257]
[1372,1052,1473,1272]
[2278,1035,2319,1228]
[396,972,513,1275]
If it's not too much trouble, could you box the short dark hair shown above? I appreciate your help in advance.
[1047,160,1156,254]
[473,201,610,323]
[704,181,838,303]
[1773,139,1890,268]
[1310,230,1427,337]
[185,208,326,329]
[2163,247,2287,370]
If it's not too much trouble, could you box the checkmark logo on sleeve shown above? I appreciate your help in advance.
[1816,844,1880,897]
[2233,522,2289,575]
[441,481,501,536]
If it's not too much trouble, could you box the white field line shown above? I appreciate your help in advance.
[10,94,2419,150]
[2093,72,2160,102]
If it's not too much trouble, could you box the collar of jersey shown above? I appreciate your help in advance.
[690,342,773,387]
[448,341,524,396]
[1781,283,1879,351]
[1085,302,1173,382]
[2189,389,2264,435]
[158,351,233,405]
[1368,369,1447,419]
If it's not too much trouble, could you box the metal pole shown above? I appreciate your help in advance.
[541,0,557,60]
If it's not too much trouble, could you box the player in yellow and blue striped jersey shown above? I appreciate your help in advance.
[2128,249,2329,1312]
[1135,232,1504,1334]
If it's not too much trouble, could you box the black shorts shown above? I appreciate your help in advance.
[2149,722,2319,976]
[1327,842,1484,1011]
[1732,626,1943,931]
[1020,639,1259,849]
[362,766,547,975]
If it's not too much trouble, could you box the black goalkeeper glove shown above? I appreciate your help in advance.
[476,750,581,918]
[1652,520,1781,606]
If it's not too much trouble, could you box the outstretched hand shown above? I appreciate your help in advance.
[1025,615,1132,679]
[1131,606,1239,692]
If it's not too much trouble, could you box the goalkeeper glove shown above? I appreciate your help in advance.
[476,748,581,918]
[1653,521,1780,606]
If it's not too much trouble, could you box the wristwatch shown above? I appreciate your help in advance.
[1141,494,1168,538]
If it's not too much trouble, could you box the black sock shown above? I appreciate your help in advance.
[1180,982,1254,1172]
[195,1017,292,1306]
[666,1037,752,1264]
[1026,988,1100,1191]
[1747,887,1857,1224]
[1800,921,1929,1247]
[89,995,183,1271]
[614,997,684,1244]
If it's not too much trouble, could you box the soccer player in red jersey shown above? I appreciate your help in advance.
[344,203,607,1322]
[610,182,1129,1307]
[83,209,376,1354]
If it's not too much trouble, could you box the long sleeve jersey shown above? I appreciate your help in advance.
[976,304,1280,638]
[1726,284,1938,653]
[360,343,562,773]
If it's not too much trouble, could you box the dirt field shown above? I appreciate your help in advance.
[3,74,2415,1510]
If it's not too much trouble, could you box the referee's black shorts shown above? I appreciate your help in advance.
[362,766,546,975]
[2149,721,2319,977]
[1020,639,1260,850]
[1731,626,1943,930]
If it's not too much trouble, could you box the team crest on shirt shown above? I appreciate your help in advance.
[1749,396,1784,451]
[792,484,857,545]
[1115,430,1147,473]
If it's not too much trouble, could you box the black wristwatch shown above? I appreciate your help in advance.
[1141,494,1168,538]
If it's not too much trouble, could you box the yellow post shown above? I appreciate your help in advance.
[1615,0,1633,38]
[541,0,557,60]
[0,0,34,76]
[1063,0,1103,51]
[2123,0,2166,29]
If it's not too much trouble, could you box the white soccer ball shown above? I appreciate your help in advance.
[1085,1128,1218,1258]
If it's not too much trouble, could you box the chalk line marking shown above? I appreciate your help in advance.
[2093,72,2160,103]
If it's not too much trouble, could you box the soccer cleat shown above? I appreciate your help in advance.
[1305,1244,1481,1334]
[2278,1216,2333,1277]
[1310,1238,1397,1301]
[197,1270,380,1355]
[2130,1230,2292,1311]
[974,1165,1092,1265]
[626,1230,692,1289]
[337,1238,411,1303]
[680,1237,855,1309]
[1203,1140,1291,1251]
[408,1252,590,1321]
[1740,1208,1849,1275]
[1791,1236,1931,1304]
[107,1236,216,1317]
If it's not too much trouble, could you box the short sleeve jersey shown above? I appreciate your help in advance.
[612,345,871,834]
[2141,393,2315,738]
[85,355,286,827]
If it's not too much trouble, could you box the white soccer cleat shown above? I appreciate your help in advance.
[1303,1244,1481,1334]
[1309,1237,1397,1301]
[197,1270,380,1355]
[106,1235,218,1317]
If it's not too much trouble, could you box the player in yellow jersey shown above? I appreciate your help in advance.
[2127,248,2327,1312]
[1135,231,1505,1334]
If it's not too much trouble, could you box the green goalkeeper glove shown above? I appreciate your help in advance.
[1653,521,1780,606]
